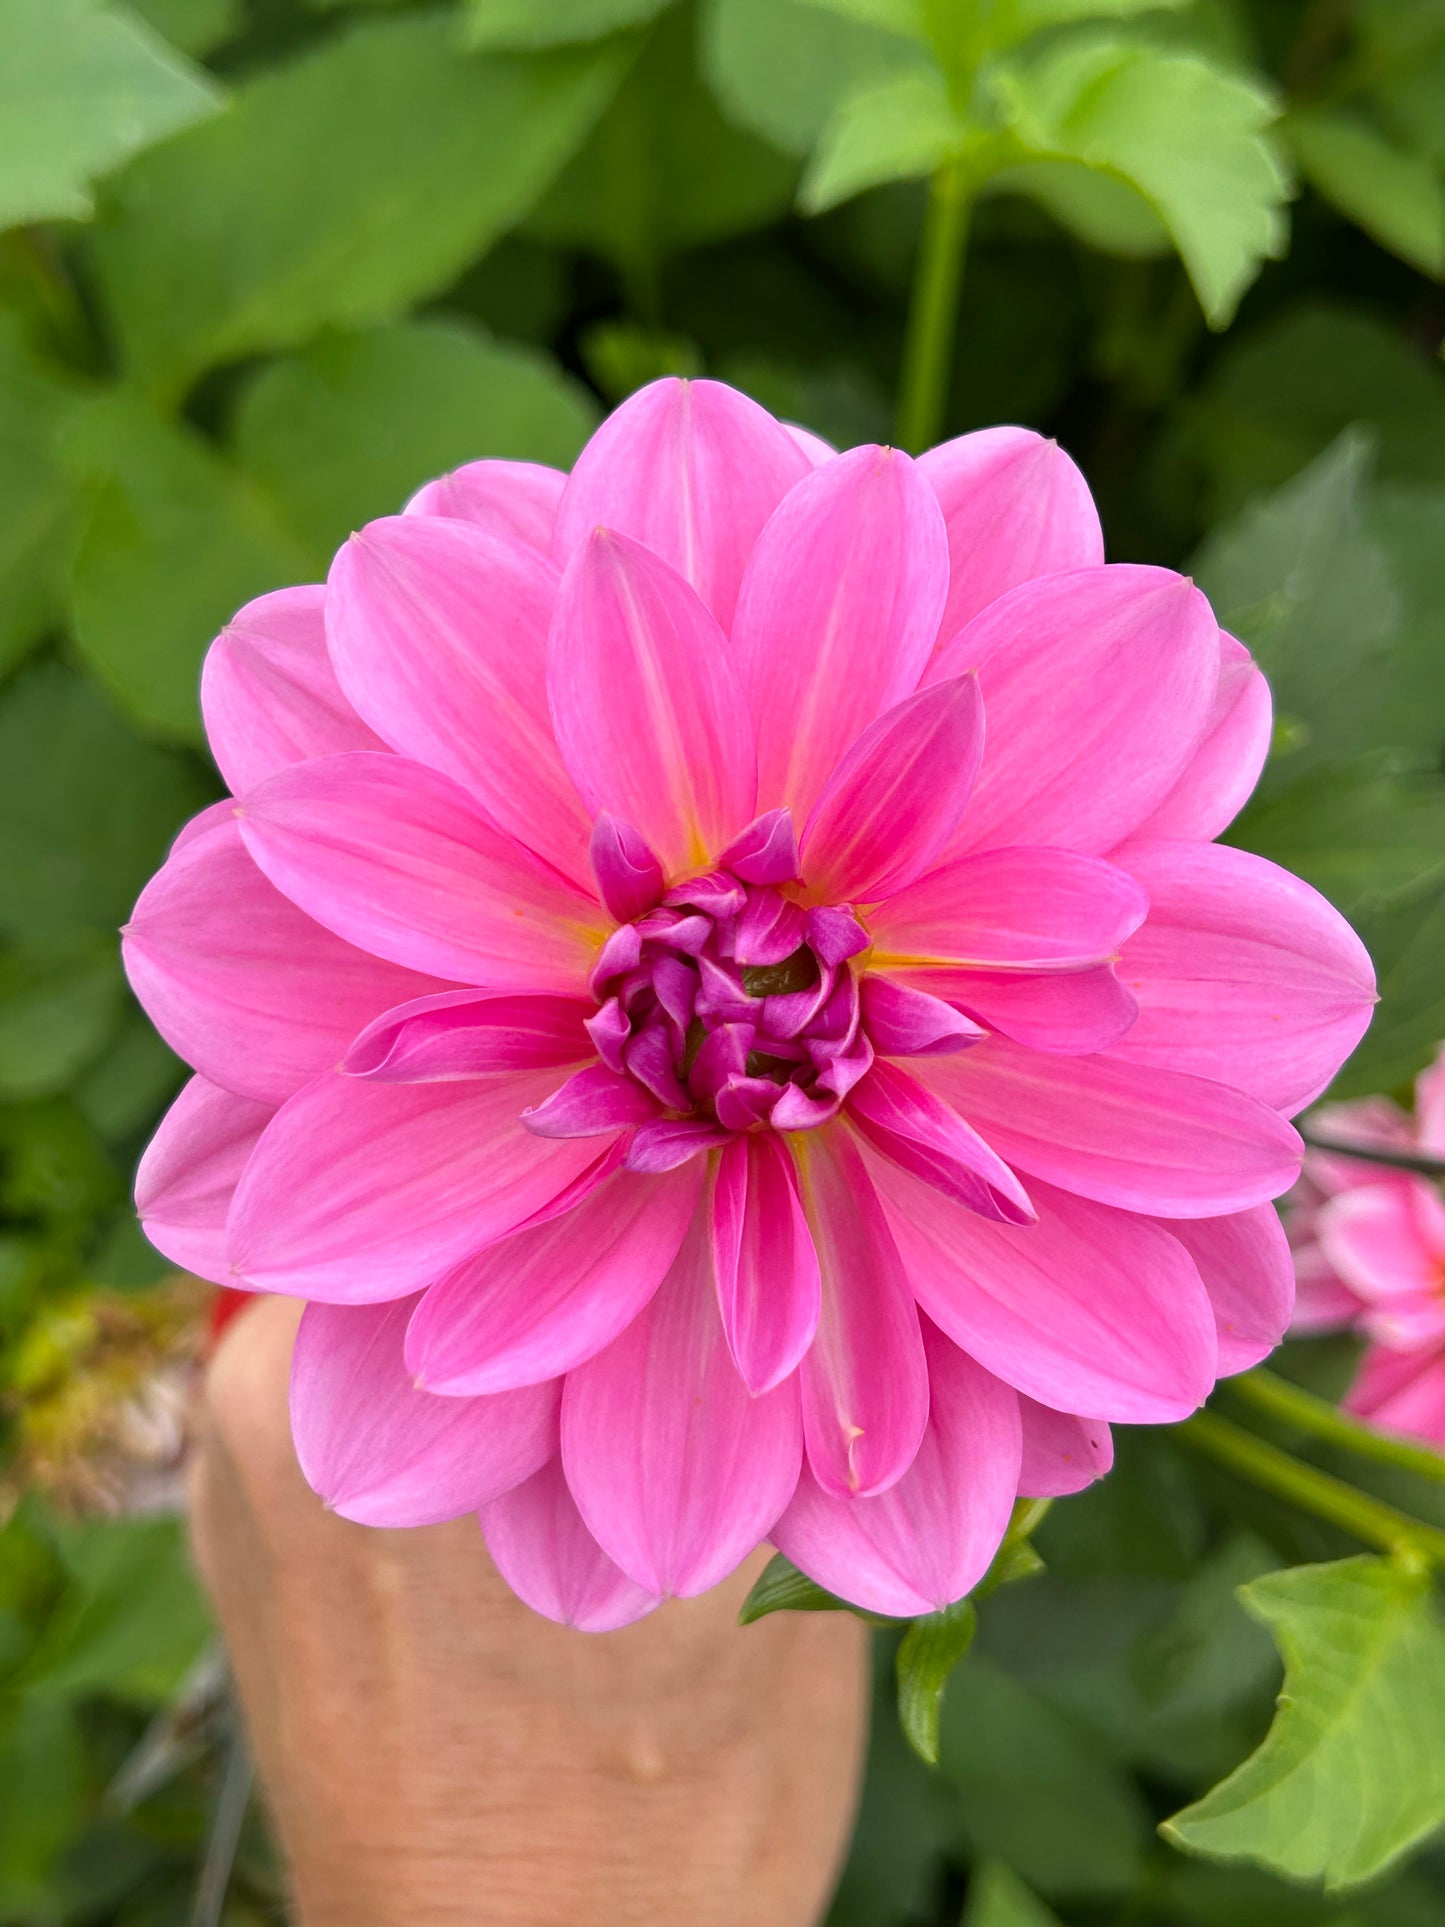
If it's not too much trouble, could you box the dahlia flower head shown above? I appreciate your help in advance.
[125,379,1377,1630]
[1288,1046,1445,1448]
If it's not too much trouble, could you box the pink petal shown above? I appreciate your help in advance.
[867,1154,1218,1422]
[1345,1343,1445,1449]
[123,814,446,1105]
[522,1063,660,1137]
[919,427,1103,645]
[227,1068,602,1300]
[793,1126,930,1497]
[551,377,811,629]
[344,989,593,1081]
[859,976,985,1056]
[561,1204,803,1597]
[734,444,950,823]
[548,530,757,875]
[480,1459,661,1632]
[590,814,665,923]
[1017,1397,1114,1497]
[1159,1204,1295,1376]
[711,1133,821,1395]
[134,1075,272,1285]
[786,423,835,466]
[290,1294,557,1527]
[626,1116,734,1171]
[327,516,592,888]
[847,1060,1035,1224]
[405,1166,701,1394]
[943,966,1140,1057]
[200,585,385,797]
[774,1325,1022,1618]
[930,566,1219,856]
[405,458,566,552]
[919,1037,1302,1216]
[1108,839,1377,1115]
[800,675,984,903]
[1416,1049,1445,1158]
[868,846,1148,974]
[1132,634,1271,842]
[238,752,603,991]
[1318,1183,1445,1303]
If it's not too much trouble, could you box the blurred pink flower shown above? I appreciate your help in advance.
[124,381,1376,1627]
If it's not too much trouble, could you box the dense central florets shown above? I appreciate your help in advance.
[587,871,872,1134]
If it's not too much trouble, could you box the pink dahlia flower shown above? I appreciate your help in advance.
[1285,1048,1445,1448]
[124,380,1376,1628]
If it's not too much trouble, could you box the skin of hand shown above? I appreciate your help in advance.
[188,1296,871,1927]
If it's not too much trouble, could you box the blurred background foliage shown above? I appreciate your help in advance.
[1,0,1444,1919]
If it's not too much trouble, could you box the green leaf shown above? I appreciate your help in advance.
[1366,483,1445,765]
[0,1693,86,1913]
[0,319,92,679]
[127,0,240,56]
[526,7,796,273]
[1002,0,1189,37]
[66,388,317,742]
[91,14,627,399]
[988,157,1171,255]
[0,0,221,231]
[896,1597,977,1765]
[0,1097,120,1226]
[0,657,212,942]
[71,1012,182,1144]
[464,0,672,49]
[1163,1557,1445,1891]
[738,1552,892,1624]
[996,36,1288,325]
[1339,879,1445,1098]
[800,70,962,213]
[1288,110,1445,280]
[231,318,597,558]
[579,319,703,402]
[701,0,928,158]
[963,1860,1064,1927]
[0,935,125,1101]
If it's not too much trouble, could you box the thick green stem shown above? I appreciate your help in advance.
[1177,1410,1445,1566]
[1229,1368,1445,1487]
[896,163,971,454]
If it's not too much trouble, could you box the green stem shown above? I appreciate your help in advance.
[1178,1410,1445,1566]
[895,162,971,454]
[1229,1368,1445,1487]
[1300,1126,1445,1178]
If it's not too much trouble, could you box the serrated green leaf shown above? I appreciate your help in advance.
[896,1597,976,1765]
[65,389,316,742]
[0,0,221,232]
[996,36,1288,324]
[464,0,672,49]
[231,319,597,558]
[800,70,962,213]
[1288,110,1445,279]
[1163,1557,1445,1891]
[963,1860,1064,1927]
[0,935,124,1101]
[91,14,627,399]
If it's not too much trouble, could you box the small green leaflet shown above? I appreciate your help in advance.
[1163,1556,1445,1892]
[963,1860,1064,1927]
[737,1552,898,1625]
[897,1597,977,1766]
[0,0,221,231]
[800,70,963,213]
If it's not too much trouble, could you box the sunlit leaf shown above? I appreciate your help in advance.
[799,70,961,213]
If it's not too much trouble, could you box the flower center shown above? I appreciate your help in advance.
[586,871,873,1134]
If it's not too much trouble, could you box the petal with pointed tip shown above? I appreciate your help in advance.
[523,1064,660,1137]
[1018,1397,1114,1497]
[405,458,566,552]
[1157,1204,1295,1376]
[135,1076,272,1285]
[859,977,984,1056]
[711,1134,821,1394]
[1133,633,1271,842]
[944,965,1140,1057]
[481,1460,662,1632]
[590,814,665,923]
[847,1060,1034,1224]
[344,989,592,1081]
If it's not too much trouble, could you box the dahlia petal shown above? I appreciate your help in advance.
[1417,1052,1445,1159]
[405,1166,701,1394]
[920,1039,1302,1216]
[123,815,446,1105]
[1345,1343,1445,1448]
[711,1134,821,1395]
[551,377,811,629]
[200,585,385,796]
[1318,1183,1445,1303]
[859,976,985,1056]
[134,1075,272,1285]
[522,1063,660,1137]
[919,427,1103,645]
[847,1060,1035,1225]
[1160,1204,1295,1376]
[590,814,665,923]
[869,846,1148,974]
[1132,634,1271,842]
[404,458,566,552]
[786,423,835,467]
[548,530,757,876]
[801,675,984,902]
[327,516,592,887]
[480,1459,662,1632]
[1109,839,1378,1115]
[290,1295,557,1527]
[734,444,950,823]
[867,1156,1218,1422]
[238,753,603,990]
[931,566,1219,856]
[944,965,1140,1056]
[625,1117,733,1172]
[344,989,593,1082]
[793,1127,930,1498]
[561,1205,803,1597]
[774,1326,1022,1618]
[1017,1397,1114,1498]
[227,1068,602,1300]
[717,808,801,885]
